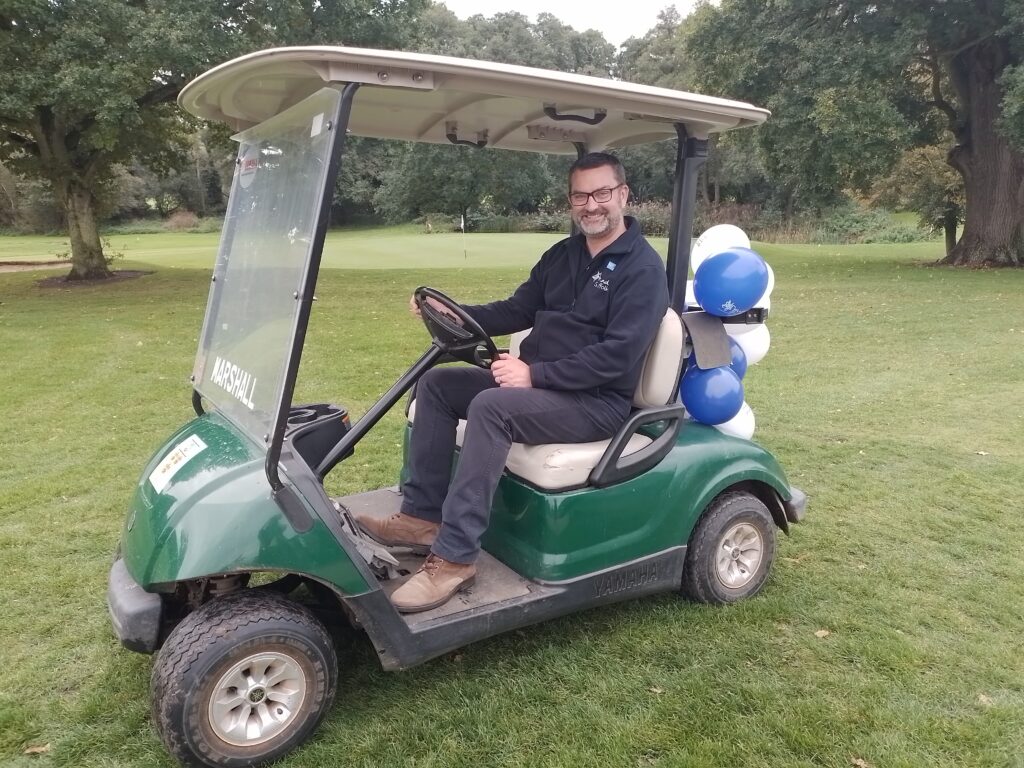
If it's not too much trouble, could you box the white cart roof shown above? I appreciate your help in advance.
[179,47,769,154]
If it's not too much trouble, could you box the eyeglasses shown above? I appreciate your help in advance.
[568,184,625,207]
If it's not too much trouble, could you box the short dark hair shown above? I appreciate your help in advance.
[568,152,626,187]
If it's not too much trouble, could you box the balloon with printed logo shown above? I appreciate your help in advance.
[691,225,751,273]
[686,337,748,379]
[714,401,756,439]
[693,247,770,317]
[728,323,771,366]
[679,365,744,425]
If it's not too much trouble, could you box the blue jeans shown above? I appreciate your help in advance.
[402,366,626,563]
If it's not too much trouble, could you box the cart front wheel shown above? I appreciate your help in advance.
[682,491,776,604]
[151,590,337,768]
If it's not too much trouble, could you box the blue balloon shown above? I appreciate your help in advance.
[728,337,748,379]
[693,247,770,317]
[680,365,744,425]
[685,337,748,379]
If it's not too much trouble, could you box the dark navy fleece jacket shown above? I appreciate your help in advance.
[465,217,669,415]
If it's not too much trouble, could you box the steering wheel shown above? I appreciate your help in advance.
[414,286,498,368]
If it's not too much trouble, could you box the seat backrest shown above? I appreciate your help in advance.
[509,309,684,408]
[633,309,684,407]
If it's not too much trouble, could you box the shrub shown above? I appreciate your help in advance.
[628,202,671,237]
[471,210,570,234]
[164,210,200,231]
[809,206,928,244]
[414,201,931,245]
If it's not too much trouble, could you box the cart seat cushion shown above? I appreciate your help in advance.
[406,398,652,490]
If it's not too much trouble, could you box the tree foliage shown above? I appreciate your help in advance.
[349,7,619,224]
[687,0,1024,265]
[0,0,428,279]
[373,143,555,223]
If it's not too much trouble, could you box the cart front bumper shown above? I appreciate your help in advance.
[107,557,161,653]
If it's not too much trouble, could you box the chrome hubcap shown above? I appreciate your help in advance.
[715,522,763,589]
[208,652,307,746]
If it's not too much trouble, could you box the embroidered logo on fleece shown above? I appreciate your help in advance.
[590,271,610,292]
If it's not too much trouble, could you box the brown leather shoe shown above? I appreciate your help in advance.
[352,511,439,554]
[391,554,476,613]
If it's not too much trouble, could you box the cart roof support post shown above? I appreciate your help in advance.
[666,125,708,313]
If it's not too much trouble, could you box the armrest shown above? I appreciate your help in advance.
[588,404,686,488]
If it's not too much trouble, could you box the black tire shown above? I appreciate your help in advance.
[681,491,777,604]
[151,589,337,768]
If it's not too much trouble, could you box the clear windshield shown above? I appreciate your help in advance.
[192,87,341,447]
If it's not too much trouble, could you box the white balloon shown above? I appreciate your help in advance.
[691,224,751,273]
[714,401,756,439]
[685,279,697,309]
[729,323,771,365]
[724,318,756,336]
[755,262,775,305]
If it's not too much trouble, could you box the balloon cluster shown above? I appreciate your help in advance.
[680,225,774,440]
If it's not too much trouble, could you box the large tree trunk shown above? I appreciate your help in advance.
[942,39,1024,267]
[56,178,110,280]
[943,209,958,257]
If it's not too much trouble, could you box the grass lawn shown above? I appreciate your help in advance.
[1,229,1022,767]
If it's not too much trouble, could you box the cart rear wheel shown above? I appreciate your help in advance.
[682,491,776,604]
[151,590,337,767]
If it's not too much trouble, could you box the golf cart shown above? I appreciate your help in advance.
[107,47,806,767]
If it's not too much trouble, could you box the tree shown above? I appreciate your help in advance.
[373,143,554,223]
[617,7,771,209]
[876,0,1024,266]
[333,137,406,224]
[363,7,617,225]
[687,0,1024,266]
[688,0,914,217]
[872,146,965,256]
[0,0,428,280]
[618,8,695,91]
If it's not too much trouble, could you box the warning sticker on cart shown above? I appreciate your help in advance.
[149,435,208,493]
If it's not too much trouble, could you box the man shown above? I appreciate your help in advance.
[354,152,670,613]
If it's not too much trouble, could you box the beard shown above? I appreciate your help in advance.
[573,208,622,238]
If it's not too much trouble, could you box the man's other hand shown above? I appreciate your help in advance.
[491,354,533,388]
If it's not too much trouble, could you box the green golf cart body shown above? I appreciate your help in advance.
[107,46,806,768]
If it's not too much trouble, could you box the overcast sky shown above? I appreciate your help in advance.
[437,1,702,48]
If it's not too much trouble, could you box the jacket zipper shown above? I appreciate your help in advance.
[571,254,604,310]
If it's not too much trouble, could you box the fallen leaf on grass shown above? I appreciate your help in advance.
[814,629,831,639]
[24,744,50,755]
[648,686,665,695]
[851,758,873,768]
[978,693,994,706]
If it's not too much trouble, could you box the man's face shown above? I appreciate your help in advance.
[569,165,629,238]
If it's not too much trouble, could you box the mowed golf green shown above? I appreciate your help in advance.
[1,228,1022,767]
